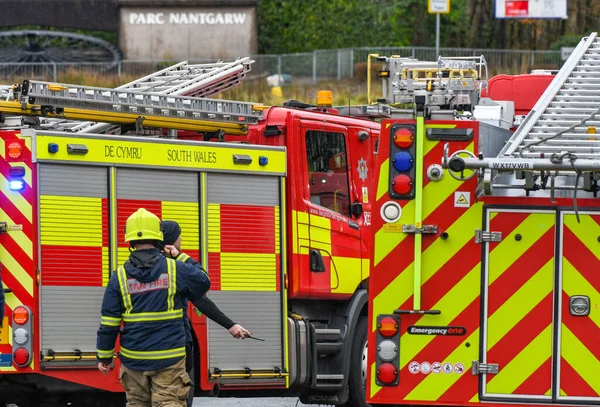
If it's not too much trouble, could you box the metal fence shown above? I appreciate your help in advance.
[0,46,564,86]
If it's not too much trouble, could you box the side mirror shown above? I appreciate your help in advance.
[351,202,363,217]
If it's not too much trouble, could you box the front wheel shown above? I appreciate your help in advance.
[346,317,370,407]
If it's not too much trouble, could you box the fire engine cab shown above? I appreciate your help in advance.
[367,32,600,407]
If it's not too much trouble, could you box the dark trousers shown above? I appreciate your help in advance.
[186,342,195,407]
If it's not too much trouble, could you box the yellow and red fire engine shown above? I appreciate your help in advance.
[0,63,382,406]
[367,32,600,407]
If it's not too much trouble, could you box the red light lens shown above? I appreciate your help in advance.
[7,141,23,160]
[13,306,29,325]
[377,362,397,384]
[13,347,30,366]
[378,316,398,337]
[393,128,414,149]
[392,174,412,195]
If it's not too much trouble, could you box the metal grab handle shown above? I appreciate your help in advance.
[2,288,12,293]
[394,309,441,315]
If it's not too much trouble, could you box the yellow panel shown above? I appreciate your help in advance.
[40,195,103,246]
[102,247,110,287]
[118,247,130,265]
[331,256,362,294]
[207,203,221,252]
[162,201,200,250]
[220,252,277,291]
[361,258,370,280]
[35,134,286,175]
[0,317,8,344]
[309,225,331,246]
[309,214,331,230]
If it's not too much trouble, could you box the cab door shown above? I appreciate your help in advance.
[298,120,362,298]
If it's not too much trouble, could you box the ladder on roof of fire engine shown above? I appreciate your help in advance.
[498,32,600,162]
[34,57,255,133]
[0,78,263,135]
[444,32,600,177]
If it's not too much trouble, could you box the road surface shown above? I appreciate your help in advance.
[192,397,326,407]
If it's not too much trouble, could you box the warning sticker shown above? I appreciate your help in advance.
[0,353,11,367]
[454,362,465,375]
[454,191,471,208]
[408,361,420,374]
[362,186,369,204]
[443,362,453,374]
[432,362,442,374]
[420,361,432,374]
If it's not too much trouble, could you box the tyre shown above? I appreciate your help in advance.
[346,316,370,407]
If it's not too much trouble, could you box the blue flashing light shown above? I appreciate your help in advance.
[9,167,25,177]
[392,151,413,172]
[9,180,24,191]
[259,156,268,166]
[48,143,59,154]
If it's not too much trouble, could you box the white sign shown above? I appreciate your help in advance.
[561,47,575,61]
[428,0,450,13]
[128,12,247,25]
[454,191,471,208]
[487,159,534,170]
[495,0,568,19]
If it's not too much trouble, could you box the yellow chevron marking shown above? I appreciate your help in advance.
[372,202,481,332]
[562,258,600,329]
[423,124,455,155]
[399,264,480,369]
[0,243,33,296]
[162,201,200,250]
[0,208,32,259]
[487,258,554,350]
[207,204,221,252]
[369,363,382,398]
[373,142,475,267]
[564,213,600,262]
[488,212,554,286]
[0,172,32,223]
[486,325,553,395]
[376,159,389,201]
[406,328,479,400]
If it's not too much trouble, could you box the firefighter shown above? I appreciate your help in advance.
[161,220,252,407]
[96,208,210,407]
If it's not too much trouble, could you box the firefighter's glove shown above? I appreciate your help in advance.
[163,245,180,259]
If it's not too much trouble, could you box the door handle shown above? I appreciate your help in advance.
[569,295,590,316]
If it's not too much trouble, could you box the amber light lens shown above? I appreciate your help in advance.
[13,306,29,325]
[378,316,398,337]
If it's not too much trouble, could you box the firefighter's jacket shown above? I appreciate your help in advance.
[96,248,210,370]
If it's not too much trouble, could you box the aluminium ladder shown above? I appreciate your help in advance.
[35,57,254,133]
[499,32,600,164]
[2,78,263,136]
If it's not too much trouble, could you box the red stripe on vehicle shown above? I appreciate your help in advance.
[560,357,598,397]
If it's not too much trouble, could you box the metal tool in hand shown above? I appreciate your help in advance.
[244,334,265,341]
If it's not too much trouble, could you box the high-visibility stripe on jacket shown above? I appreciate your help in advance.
[96,248,210,371]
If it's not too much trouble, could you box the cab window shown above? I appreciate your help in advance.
[305,130,350,217]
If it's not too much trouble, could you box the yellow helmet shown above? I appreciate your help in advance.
[124,208,163,243]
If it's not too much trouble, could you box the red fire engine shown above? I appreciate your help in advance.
[0,62,380,406]
[367,32,600,407]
